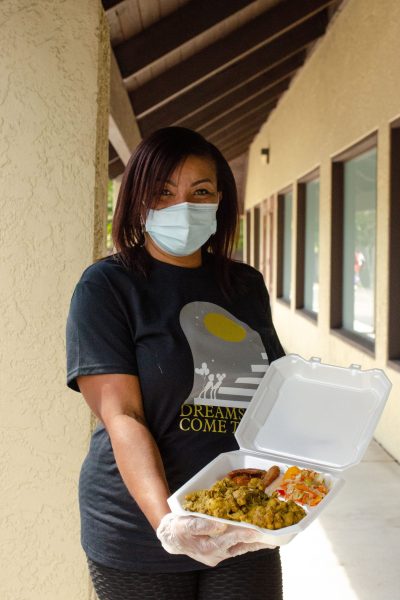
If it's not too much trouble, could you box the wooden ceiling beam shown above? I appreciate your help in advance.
[137,11,328,136]
[211,118,263,142]
[224,127,259,147]
[207,114,266,146]
[201,98,277,140]
[224,137,255,154]
[113,0,254,78]
[224,145,253,163]
[223,136,256,158]
[221,129,259,151]
[109,158,125,180]
[182,78,289,136]
[108,142,118,162]
[225,145,250,162]
[208,120,263,148]
[109,51,142,165]
[209,124,264,154]
[131,0,335,115]
[102,0,123,10]
[197,89,282,139]
[176,51,306,131]
[226,145,250,159]
[207,106,274,142]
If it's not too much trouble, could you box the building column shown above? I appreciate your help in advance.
[0,1,110,598]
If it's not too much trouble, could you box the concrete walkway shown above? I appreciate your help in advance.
[280,440,400,600]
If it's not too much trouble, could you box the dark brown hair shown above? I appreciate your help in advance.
[103,127,242,298]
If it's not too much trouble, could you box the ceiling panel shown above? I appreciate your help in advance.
[103,0,343,183]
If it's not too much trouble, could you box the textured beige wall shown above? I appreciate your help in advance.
[244,0,400,461]
[0,1,110,598]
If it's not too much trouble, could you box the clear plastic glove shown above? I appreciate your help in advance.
[156,513,276,567]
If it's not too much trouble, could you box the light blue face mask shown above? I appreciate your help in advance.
[144,201,218,257]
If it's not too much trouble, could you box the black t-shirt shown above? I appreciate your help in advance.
[65,249,285,572]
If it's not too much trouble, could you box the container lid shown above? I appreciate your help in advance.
[235,354,391,471]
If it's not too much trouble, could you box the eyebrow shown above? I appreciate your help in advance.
[165,178,214,187]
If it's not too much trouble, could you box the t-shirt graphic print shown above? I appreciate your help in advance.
[179,301,268,435]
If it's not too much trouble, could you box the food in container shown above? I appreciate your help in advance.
[183,467,307,530]
[277,466,330,507]
[168,355,391,545]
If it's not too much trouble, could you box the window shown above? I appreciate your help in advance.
[331,133,377,350]
[388,120,400,361]
[343,148,376,340]
[261,197,274,293]
[245,209,251,264]
[277,189,293,302]
[260,201,268,278]
[296,172,320,317]
[233,216,244,262]
[304,180,320,313]
[253,205,261,270]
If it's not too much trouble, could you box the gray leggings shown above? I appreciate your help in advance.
[87,549,283,600]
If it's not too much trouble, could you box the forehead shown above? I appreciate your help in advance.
[168,155,217,182]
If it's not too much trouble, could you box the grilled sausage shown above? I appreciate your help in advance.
[261,465,281,487]
[226,466,281,488]
[226,468,266,479]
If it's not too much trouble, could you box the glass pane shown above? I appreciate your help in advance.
[304,179,319,313]
[342,147,376,342]
[282,192,292,300]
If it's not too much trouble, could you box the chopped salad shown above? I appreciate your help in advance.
[277,466,330,507]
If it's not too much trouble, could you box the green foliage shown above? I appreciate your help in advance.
[355,209,375,250]
[107,180,114,250]
[236,217,244,251]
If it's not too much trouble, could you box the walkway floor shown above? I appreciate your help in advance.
[280,440,400,600]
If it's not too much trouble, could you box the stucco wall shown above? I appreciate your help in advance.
[244,0,400,460]
[0,1,110,598]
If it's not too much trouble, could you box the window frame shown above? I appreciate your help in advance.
[253,205,261,271]
[260,199,268,280]
[330,131,378,354]
[245,209,251,264]
[388,118,400,365]
[276,185,293,305]
[296,168,320,321]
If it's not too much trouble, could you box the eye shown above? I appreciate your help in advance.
[160,188,173,196]
[194,188,212,196]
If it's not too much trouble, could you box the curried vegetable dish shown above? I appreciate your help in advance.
[183,466,307,530]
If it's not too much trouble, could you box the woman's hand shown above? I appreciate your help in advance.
[156,513,276,567]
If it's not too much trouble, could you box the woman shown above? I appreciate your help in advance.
[66,126,285,599]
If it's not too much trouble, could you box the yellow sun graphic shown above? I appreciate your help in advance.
[203,312,247,342]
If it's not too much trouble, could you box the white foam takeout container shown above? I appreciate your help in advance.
[168,354,392,545]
